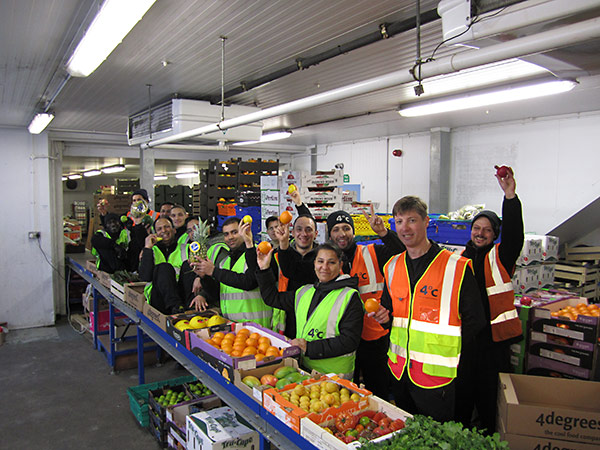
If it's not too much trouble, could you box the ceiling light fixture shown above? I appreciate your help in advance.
[66,0,157,77]
[233,130,293,146]
[154,175,168,181]
[101,164,126,174]
[62,176,68,182]
[175,172,198,179]
[398,79,576,117]
[83,169,102,177]
[28,113,55,134]
[68,174,83,180]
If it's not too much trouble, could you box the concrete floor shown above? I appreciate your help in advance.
[0,316,187,449]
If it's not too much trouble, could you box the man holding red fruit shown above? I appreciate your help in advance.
[455,164,524,435]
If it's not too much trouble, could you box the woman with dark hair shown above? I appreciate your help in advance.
[255,242,364,379]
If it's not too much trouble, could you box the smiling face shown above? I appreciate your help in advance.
[159,204,173,218]
[314,249,342,283]
[471,217,495,248]
[185,218,199,237]
[155,218,175,244]
[222,222,243,250]
[292,216,317,252]
[329,223,354,250]
[394,210,429,249]
[266,219,280,242]
[170,206,188,229]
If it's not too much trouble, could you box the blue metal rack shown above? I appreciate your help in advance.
[66,256,319,450]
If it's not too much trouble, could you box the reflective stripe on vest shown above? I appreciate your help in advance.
[219,253,273,328]
[143,244,184,302]
[484,244,522,342]
[295,284,357,379]
[384,250,467,388]
[351,244,388,341]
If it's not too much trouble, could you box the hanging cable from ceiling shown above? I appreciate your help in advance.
[411,0,425,97]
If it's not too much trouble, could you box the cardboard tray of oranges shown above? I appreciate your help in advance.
[262,375,372,434]
[165,308,229,346]
[188,322,301,382]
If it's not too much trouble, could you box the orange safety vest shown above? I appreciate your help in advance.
[385,250,469,388]
[480,244,522,342]
[273,252,289,292]
[351,244,388,341]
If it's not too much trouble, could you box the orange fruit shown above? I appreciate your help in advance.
[226,332,236,338]
[364,298,380,314]
[258,336,271,346]
[255,353,265,362]
[237,328,250,336]
[265,346,280,357]
[213,331,225,340]
[258,241,272,254]
[245,337,258,348]
[233,343,246,352]
[249,332,260,340]
[242,346,257,356]
[280,210,293,225]
[205,338,215,346]
[221,346,233,355]
[231,349,242,357]
[279,348,284,356]
[258,342,270,353]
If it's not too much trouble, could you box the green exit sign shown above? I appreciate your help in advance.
[343,174,350,183]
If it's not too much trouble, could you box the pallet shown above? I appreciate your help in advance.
[554,262,600,286]
[565,245,600,264]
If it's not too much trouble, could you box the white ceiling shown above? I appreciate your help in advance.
[2,0,600,176]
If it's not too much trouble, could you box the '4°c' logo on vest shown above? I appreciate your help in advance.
[307,328,325,339]
[419,285,439,298]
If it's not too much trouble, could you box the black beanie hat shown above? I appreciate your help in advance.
[132,188,149,201]
[327,210,354,237]
[471,210,501,238]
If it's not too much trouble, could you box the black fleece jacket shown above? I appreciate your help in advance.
[256,269,363,360]
[462,195,524,343]
[138,239,180,281]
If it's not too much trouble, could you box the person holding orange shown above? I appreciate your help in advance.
[255,242,364,379]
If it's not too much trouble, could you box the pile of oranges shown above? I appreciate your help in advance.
[204,328,283,361]
[550,302,600,320]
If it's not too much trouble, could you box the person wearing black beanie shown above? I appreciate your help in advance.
[455,167,524,435]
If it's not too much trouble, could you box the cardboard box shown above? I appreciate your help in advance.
[189,322,300,381]
[301,169,343,188]
[526,354,594,380]
[89,309,110,332]
[517,235,544,266]
[262,376,372,434]
[143,302,168,331]
[498,373,600,445]
[166,395,222,435]
[124,283,148,311]
[85,259,98,275]
[96,270,112,289]
[186,406,259,450]
[530,298,598,343]
[300,396,412,450]
[528,340,595,370]
[164,309,227,347]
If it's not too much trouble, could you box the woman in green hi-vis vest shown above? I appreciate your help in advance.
[255,242,364,380]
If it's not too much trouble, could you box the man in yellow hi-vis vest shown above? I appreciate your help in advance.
[381,196,485,422]
[455,167,524,434]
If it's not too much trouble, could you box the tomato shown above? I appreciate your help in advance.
[378,417,392,428]
[374,425,392,437]
[359,416,371,427]
[343,435,357,443]
[335,412,358,432]
[390,419,405,431]
[355,424,364,433]
[372,412,386,423]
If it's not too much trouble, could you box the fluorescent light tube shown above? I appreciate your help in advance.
[233,130,292,146]
[66,0,157,77]
[154,175,168,181]
[175,172,198,179]
[28,113,54,134]
[62,176,68,181]
[398,79,576,117]
[68,174,83,180]
[83,169,102,177]
[102,164,126,174]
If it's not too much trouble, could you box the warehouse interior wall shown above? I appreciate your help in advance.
[449,111,600,236]
[0,128,56,329]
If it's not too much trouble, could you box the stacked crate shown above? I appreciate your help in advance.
[301,169,343,221]
[116,178,140,195]
[512,235,559,295]
[260,175,281,243]
[554,245,600,301]
[192,171,208,219]
[72,201,88,234]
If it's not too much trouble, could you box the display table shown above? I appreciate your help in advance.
[66,254,319,450]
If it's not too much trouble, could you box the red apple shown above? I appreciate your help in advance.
[494,165,513,178]
[520,296,532,306]
[260,374,278,387]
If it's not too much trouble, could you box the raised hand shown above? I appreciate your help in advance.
[240,221,254,248]
[495,167,516,200]
[363,204,387,237]
[275,221,291,250]
[256,245,274,270]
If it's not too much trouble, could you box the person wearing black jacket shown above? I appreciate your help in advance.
[90,213,131,273]
[138,217,189,314]
[455,168,524,434]
[256,242,364,379]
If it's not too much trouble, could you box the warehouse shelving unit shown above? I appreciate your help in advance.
[66,255,319,450]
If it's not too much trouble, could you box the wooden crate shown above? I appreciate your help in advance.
[554,262,600,286]
[565,245,600,264]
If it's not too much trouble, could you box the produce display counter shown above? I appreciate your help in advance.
[66,254,320,450]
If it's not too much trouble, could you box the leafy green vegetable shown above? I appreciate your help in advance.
[111,270,140,284]
[359,415,509,450]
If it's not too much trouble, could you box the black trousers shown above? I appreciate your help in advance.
[391,370,456,423]
[353,334,391,399]
[455,339,511,434]
[150,263,184,314]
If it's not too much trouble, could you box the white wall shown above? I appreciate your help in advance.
[0,128,56,329]
[450,112,600,234]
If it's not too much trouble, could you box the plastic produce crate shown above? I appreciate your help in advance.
[127,375,196,427]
